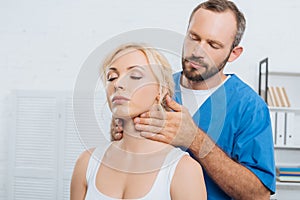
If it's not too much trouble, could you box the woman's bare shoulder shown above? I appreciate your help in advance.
[176,155,203,174]
[171,155,207,200]
[76,148,95,168]
[70,148,96,200]
[72,148,96,177]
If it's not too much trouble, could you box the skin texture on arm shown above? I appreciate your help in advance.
[171,155,207,200]
[190,129,270,200]
[134,96,270,200]
[70,149,94,200]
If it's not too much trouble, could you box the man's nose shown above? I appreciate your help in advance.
[192,42,206,57]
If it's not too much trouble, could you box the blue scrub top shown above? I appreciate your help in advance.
[173,72,276,200]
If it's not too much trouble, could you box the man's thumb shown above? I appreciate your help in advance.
[166,95,182,112]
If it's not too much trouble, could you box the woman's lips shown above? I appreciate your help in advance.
[112,96,130,104]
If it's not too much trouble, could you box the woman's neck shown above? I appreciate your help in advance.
[105,117,173,173]
[115,118,170,154]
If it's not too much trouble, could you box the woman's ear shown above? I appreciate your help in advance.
[228,46,243,62]
[156,93,161,103]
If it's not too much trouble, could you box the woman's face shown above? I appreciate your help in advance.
[105,49,159,119]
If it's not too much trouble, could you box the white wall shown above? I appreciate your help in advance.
[1,0,300,198]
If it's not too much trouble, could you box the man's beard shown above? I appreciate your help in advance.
[182,53,230,82]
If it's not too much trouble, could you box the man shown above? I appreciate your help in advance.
[114,0,276,199]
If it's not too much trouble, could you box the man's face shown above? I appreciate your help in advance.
[182,8,237,82]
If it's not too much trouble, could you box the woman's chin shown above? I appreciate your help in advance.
[112,108,141,118]
[112,112,135,120]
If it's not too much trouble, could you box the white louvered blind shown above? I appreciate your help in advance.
[9,90,110,200]
[62,96,86,198]
[9,92,59,200]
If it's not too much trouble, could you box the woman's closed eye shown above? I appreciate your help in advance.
[107,72,118,81]
[130,71,143,80]
[130,75,142,80]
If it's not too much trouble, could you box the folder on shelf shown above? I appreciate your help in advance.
[285,112,295,146]
[267,86,291,107]
[268,86,280,107]
[277,167,300,174]
[281,87,291,107]
[276,166,300,182]
[269,111,276,144]
[276,87,285,107]
[267,88,274,107]
[277,176,300,182]
[276,86,291,107]
[275,111,285,146]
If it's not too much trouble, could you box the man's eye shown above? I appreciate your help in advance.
[210,43,220,49]
[189,33,198,40]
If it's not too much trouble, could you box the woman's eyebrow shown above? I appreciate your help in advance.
[107,67,117,71]
[107,65,146,72]
[127,65,146,71]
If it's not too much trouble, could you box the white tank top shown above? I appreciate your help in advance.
[85,143,188,200]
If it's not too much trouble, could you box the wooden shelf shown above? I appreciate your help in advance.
[275,146,300,150]
[258,58,300,197]
[269,107,300,112]
[261,71,300,77]
[276,181,300,188]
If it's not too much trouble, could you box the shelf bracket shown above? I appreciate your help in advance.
[258,57,269,103]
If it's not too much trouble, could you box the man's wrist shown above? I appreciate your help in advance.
[189,129,216,159]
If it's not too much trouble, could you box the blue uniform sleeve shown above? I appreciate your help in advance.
[232,100,276,193]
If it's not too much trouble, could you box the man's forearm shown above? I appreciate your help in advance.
[189,129,270,200]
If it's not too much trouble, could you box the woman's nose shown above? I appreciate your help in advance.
[114,76,125,90]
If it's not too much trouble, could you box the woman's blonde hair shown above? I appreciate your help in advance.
[100,43,174,111]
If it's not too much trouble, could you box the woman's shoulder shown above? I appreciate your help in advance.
[176,154,203,173]
[71,148,97,199]
[167,148,203,181]
[75,148,96,167]
[170,154,207,199]
[72,148,97,181]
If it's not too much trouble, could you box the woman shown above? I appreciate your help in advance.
[71,43,206,200]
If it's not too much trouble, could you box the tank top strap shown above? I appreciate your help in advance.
[86,142,111,183]
[143,147,188,199]
[163,147,189,183]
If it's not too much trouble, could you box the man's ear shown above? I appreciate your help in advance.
[228,46,243,62]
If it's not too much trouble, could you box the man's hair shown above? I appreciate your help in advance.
[189,0,246,48]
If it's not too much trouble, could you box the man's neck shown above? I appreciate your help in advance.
[181,72,227,90]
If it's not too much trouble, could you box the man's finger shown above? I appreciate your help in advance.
[116,125,123,132]
[140,110,166,119]
[115,118,123,126]
[166,95,182,112]
[134,117,164,127]
[140,132,168,143]
[114,133,123,140]
[135,123,163,134]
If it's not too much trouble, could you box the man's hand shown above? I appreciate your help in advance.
[134,95,200,148]
[110,118,123,141]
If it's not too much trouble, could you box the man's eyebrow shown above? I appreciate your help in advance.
[189,30,225,48]
[189,30,201,39]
